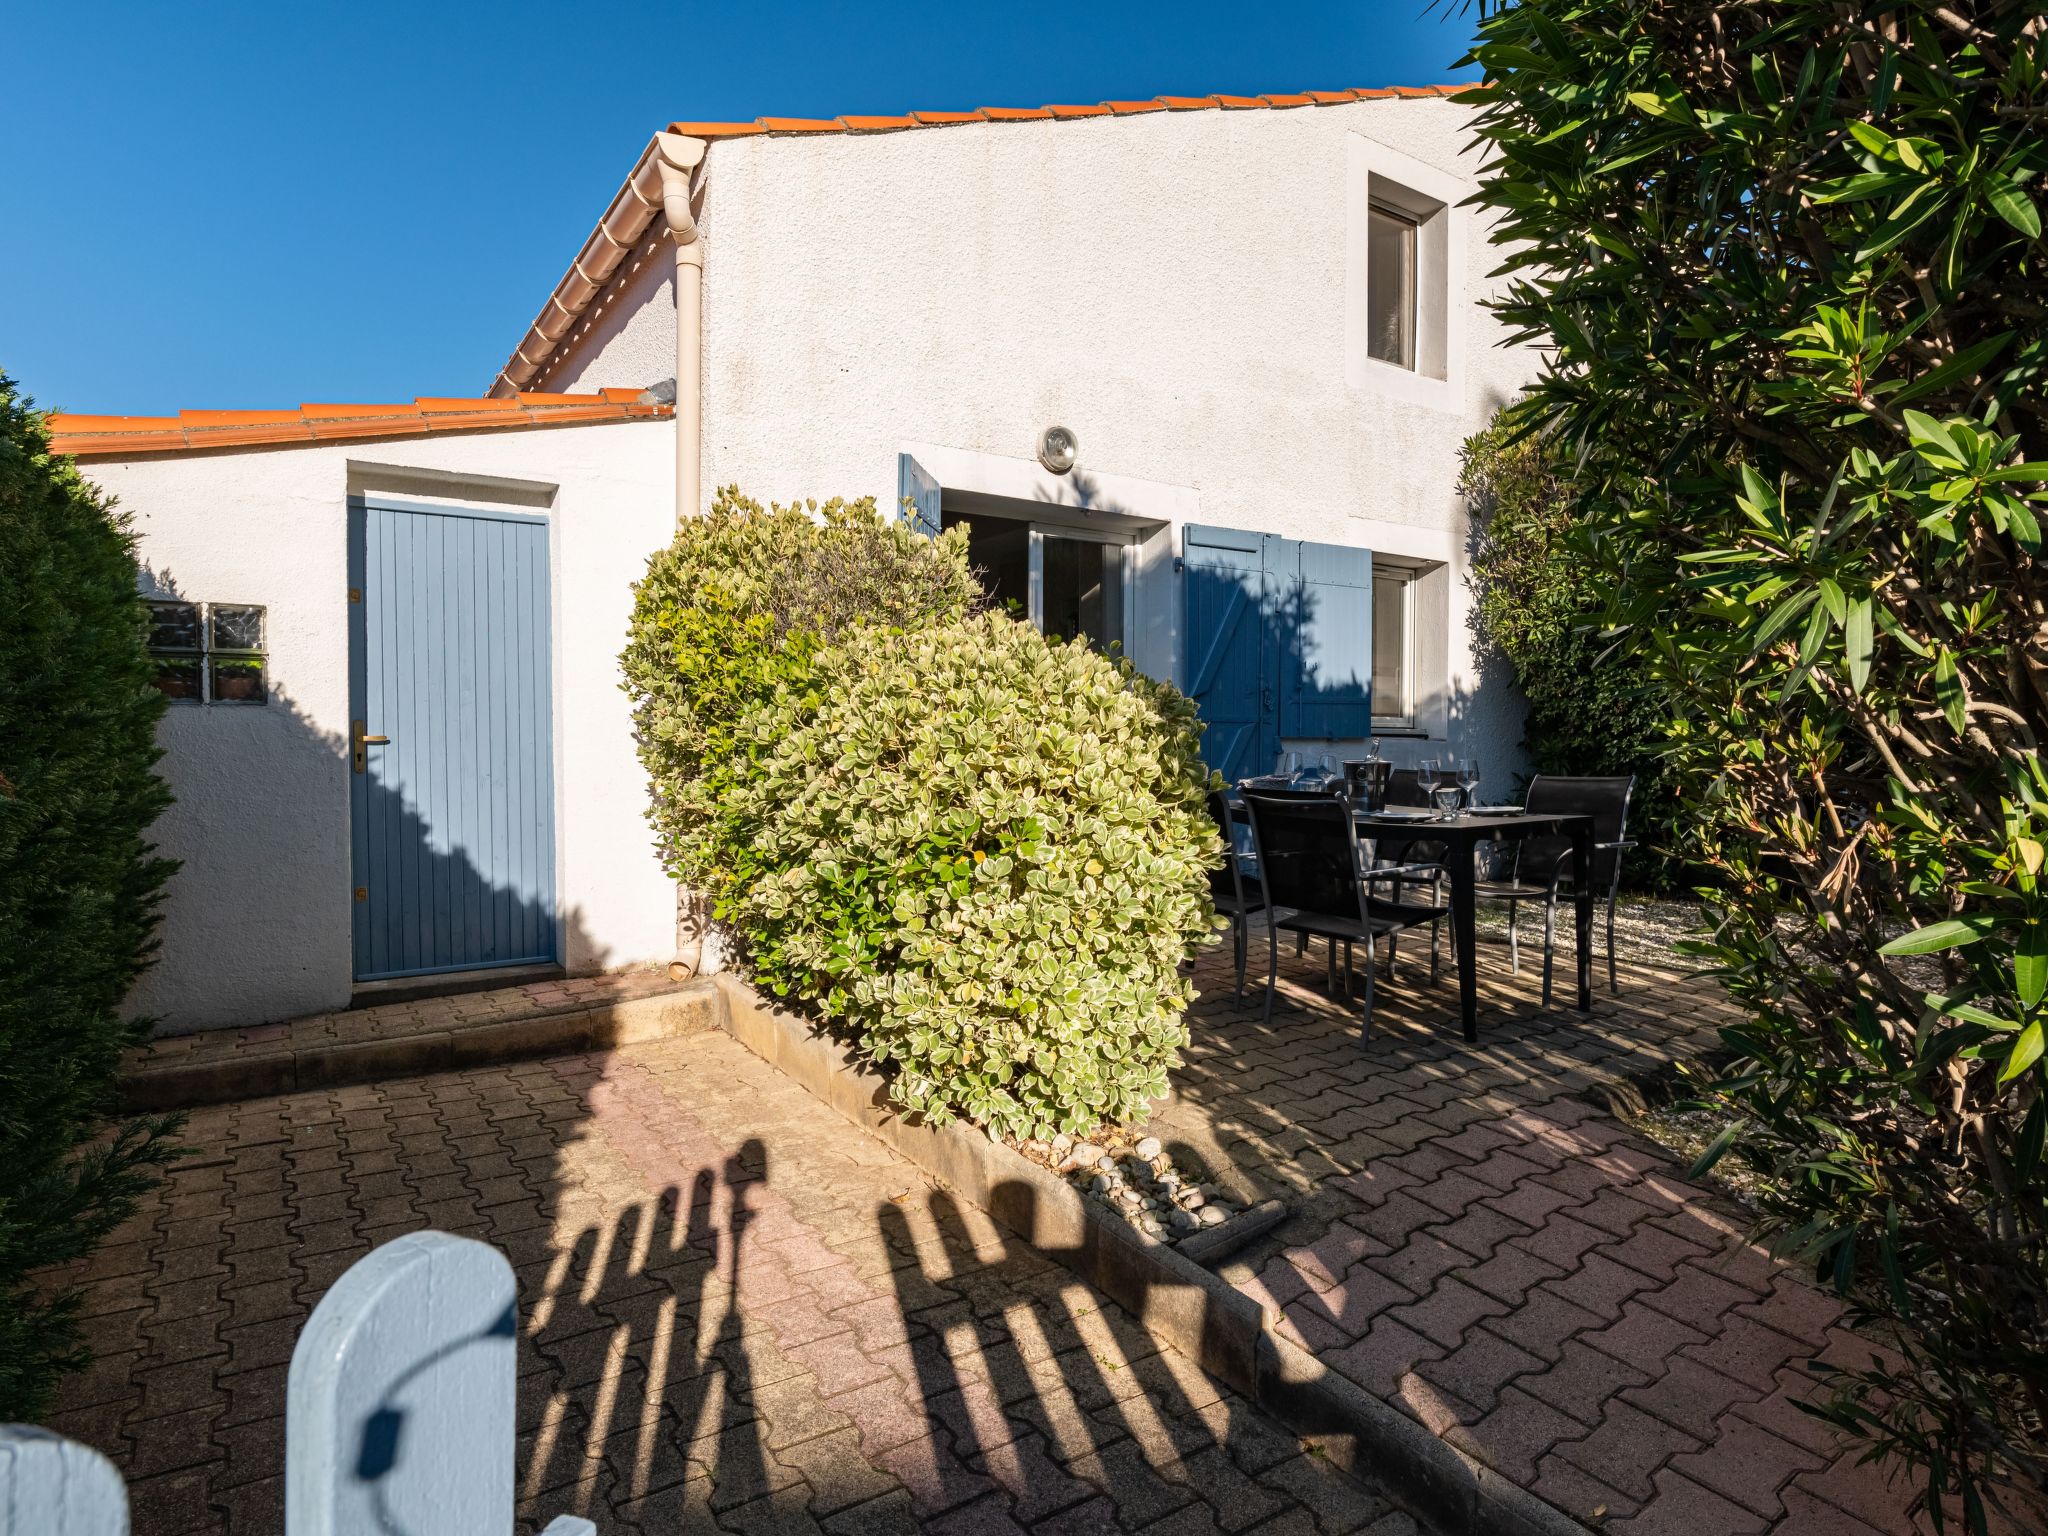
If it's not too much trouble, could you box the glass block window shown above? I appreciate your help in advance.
[145,599,267,704]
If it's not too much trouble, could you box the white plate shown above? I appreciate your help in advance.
[1363,807,1434,820]
[1468,805,1525,816]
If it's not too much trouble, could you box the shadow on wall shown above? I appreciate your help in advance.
[1183,558,1506,783]
[131,566,603,1033]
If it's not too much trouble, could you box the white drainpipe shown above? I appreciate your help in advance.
[654,132,708,527]
[654,133,714,977]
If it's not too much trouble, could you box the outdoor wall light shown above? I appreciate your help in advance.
[1038,425,1078,475]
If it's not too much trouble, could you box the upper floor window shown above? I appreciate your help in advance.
[1346,136,1467,407]
[1366,203,1418,370]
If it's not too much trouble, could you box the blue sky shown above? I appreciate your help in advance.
[4,2,1481,417]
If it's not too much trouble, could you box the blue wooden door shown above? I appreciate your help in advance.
[1183,525,1281,782]
[1280,540,1373,739]
[1184,526,1375,779]
[349,497,557,981]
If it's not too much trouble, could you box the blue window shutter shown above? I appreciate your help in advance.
[1183,525,1275,782]
[897,454,941,538]
[1280,540,1373,739]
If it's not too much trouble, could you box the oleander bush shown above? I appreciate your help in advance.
[1460,417,1680,889]
[623,493,1218,1138]
[0,373,182,1420]
[1466,1,2048,1522]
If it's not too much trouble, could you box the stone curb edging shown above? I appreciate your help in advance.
[122,983,723,1111]
[713,975,1591,1536]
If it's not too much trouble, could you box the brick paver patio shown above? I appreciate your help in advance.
[47,1029,1409,1536]
[1159,939,1968,1536]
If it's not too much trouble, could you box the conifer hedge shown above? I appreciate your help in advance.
[0,374,181,1420]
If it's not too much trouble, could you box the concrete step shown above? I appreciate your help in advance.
[122,976,724,1110]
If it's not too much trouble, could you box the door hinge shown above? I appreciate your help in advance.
[354,887,368,902]
[348,587,362,603]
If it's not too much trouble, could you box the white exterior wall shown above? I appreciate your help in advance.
[79,421,677,1034]
[540,97,1535,769]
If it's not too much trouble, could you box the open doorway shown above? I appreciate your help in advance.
[942,507,1131,654]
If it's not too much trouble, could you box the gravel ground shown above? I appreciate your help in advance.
[1468,893,1712,966]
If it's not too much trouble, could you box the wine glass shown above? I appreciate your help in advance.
[1458,756,1481,807]
[1364,737,1382,765]
[1416,758,1440,817]
[1318,753,1337,787]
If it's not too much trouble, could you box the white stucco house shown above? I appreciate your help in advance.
[51,80,1537,1034]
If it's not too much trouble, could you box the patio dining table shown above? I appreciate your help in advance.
[1234,798,1596,1042]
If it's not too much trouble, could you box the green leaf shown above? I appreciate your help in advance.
[1933,647,1967,734]
[1934,997,2023,1031]
[1847,120,1892,157]
[1845,596,1873,693]
[1886,333,2015,407]
[2019,925,2048,1008]
[2000,1021,2045,1084]
[1879,913,2000,955]
[1980,460,2048,484]
[1904,410,1966,464]
[1688,1119,1747,1179]
[1751,587,1817,651]
[1627,90,1695,124]
[1817,577,1847,624]
[1986,174,2042,239]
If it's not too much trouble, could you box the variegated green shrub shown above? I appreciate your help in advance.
[622,495,1219,1139]
[622,487,980,898]
[719,611,1217,1138]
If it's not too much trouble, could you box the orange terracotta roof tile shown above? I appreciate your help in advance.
[650,83,1473,145]
[48,392,672,459]
[179,409,306,426]
[665,120,767,139]
[298,401,420,419]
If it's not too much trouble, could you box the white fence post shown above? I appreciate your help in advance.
[6,1232,599,1534]
[286,1230,518,1536]
[0,1425,128,1536]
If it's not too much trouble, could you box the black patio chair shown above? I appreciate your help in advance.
[1366,767,1462,976]
[1472,774,1636,1004]
[1206,789,1267,1003]
[1240,790,1447,1035]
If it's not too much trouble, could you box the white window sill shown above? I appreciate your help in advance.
[1347,355,1461,413]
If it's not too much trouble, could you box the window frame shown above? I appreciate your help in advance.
[1365,200,1419,372]
[1346,134,1469,410]
[145,598,268,705]
[1370,565,1417,733]
[1027,521,1133,653]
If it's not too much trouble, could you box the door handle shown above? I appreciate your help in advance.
[352,719,390,774]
